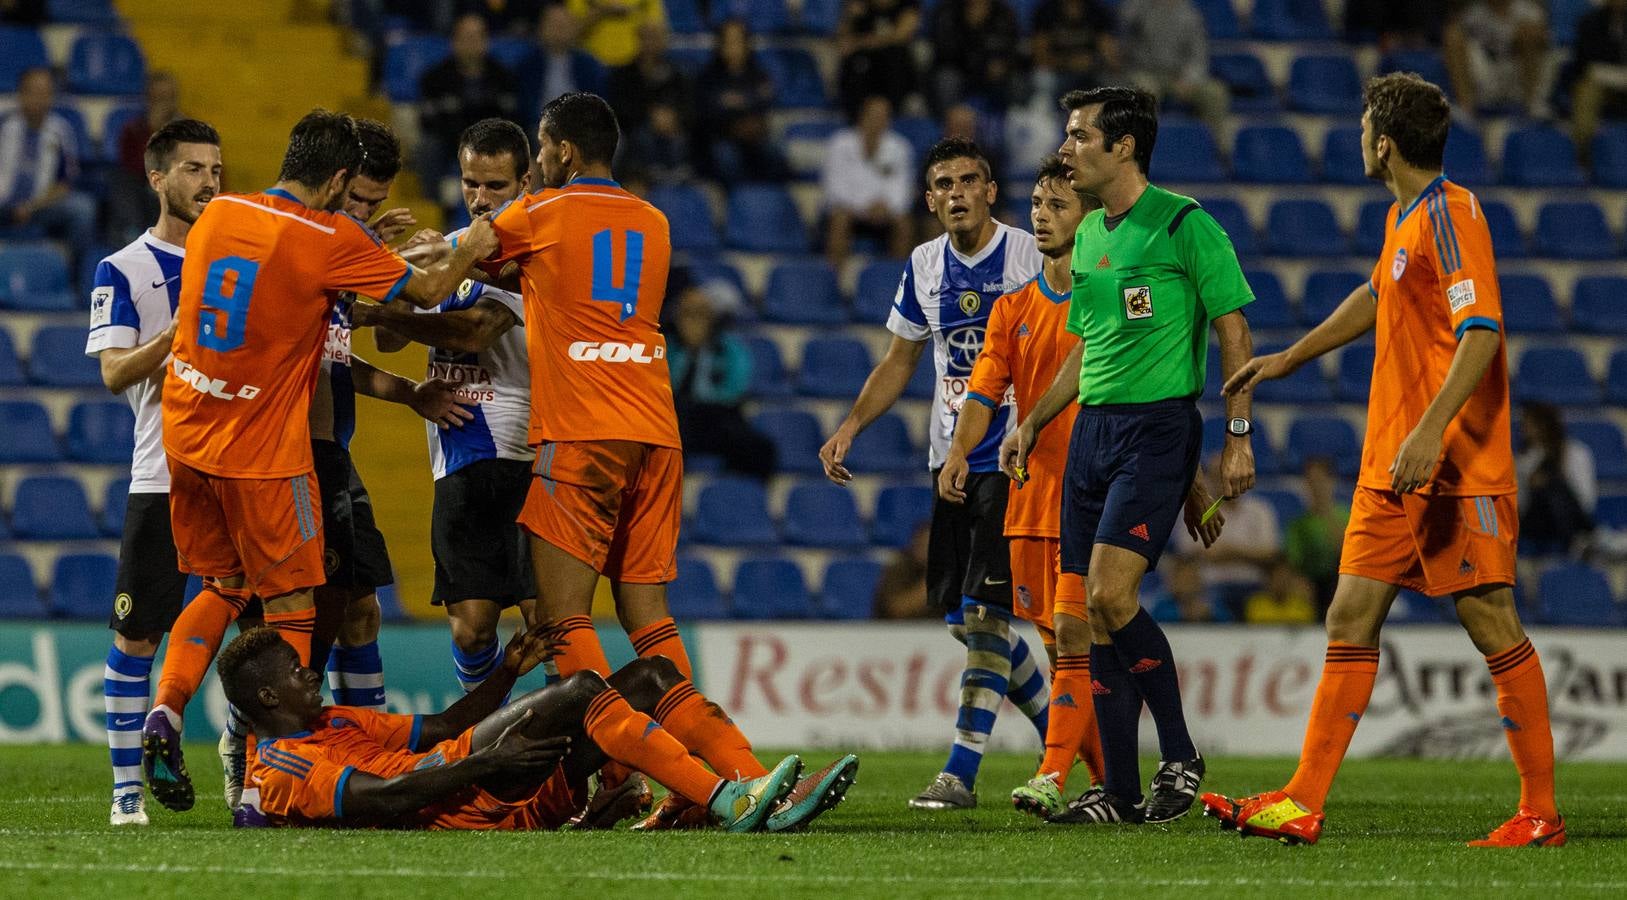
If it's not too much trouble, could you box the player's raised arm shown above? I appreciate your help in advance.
[393,214,502,309]
[413,624,566,747]
[353,294,518,355]
[819,334,928,485]
[348,355,475,430]
[1224,280,1377,397]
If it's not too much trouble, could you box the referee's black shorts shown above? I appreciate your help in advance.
[1060,398,1202,576]
[431,458,537,607]
[926,469,1013,616]
[313,439,394,595]
[109,492,187,638]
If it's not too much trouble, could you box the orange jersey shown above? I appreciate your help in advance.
[163,189,410,478]
[251,706,428,826]
[489,178,678,449]
[1363,177,1514,496]
[966,274,1080,538]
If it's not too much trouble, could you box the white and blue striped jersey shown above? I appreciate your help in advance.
[424,277,532,479]
[84,231,184,493]
[886,222,1042,471]
[320,303,360,449]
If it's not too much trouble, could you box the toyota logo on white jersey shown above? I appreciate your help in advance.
[944,325,986,374]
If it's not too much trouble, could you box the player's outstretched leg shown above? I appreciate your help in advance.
[913,601,1012,810]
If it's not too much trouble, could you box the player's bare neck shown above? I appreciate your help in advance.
[1096,173,1148,219]
[948,217,997,257]
[1042,253,1071,295]
[150,211,191,249]
[566,164,615,186]
[1386,163,1442,211]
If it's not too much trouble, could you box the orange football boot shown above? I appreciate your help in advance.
[1201,790,1325,845]
[1468,809,1567,847]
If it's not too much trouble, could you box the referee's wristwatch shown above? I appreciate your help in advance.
[1226,417,1253,437]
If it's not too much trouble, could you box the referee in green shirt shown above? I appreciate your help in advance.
[1002,87,1258,825]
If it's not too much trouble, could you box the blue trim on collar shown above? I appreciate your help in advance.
[264,187,306,206]
[1393,175,1445,229]
[1034,273,1070,303]
[567,176,620,187]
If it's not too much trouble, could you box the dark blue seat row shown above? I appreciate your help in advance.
[688,477,932,549]
[667,554,883,620]
[2,474,128,540]
[0,399,133,464]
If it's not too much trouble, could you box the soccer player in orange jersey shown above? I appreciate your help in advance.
[480,92,856,831]
[938,157,1108,817]
[1205,74,1562,847]
[215,627,809,832]
[142,109,504,814]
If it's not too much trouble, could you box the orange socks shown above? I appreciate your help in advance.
[1039,654,1103,789]
[1284,642,1380,812]
[584,688,723,806]
[652,680,768,779]
[154,585,250,714]
[264,606,316,666]
[628,617,693,679]
[553,615,613,678]
[1486,638,1558,820]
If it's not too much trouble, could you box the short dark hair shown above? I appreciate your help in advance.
[540,91,620,166]
[1034,154,1101,212]
[923,137,991,184]
[355,118,401,183]
[459,117,532,180]
[276,109,364,189]
[215,627,289,715]
[1060,86,1159,175]
[144,118,220,173]
[1362,72,1449,170]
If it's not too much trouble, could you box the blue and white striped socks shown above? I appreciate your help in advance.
[451,636,501,694]
[104,646,152,803]
[326,641,387,711]
[943,600,1012,789]
[1008,633,1051,739]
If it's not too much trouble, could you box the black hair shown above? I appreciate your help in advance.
[458,117,532,180]
[215,627,290,715]
[539,91,620,166]
[1363,72,1449,170]
[922,136,991,184]
[1034,154,1101,212]
[144,118,220,174]
[276,108,363,189]
[355,118,402,182]
[1060,86,1159,175]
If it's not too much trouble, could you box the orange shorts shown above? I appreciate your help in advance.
[168,462,326,598]
[406,730,585,831]
[1009,537,1089,626]
[1340,486,1517,596]
[519,440,681,583]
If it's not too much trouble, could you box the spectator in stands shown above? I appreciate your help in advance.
[1443,0,1552,119]
[459,0,548,35]
[1517,402,1596,555]
[875,523,935,618]
[1174,452,1281,613]
[668,282,776,479]
[1030,0,1117,100]
[697,18,791,185]
[624,101,696,184]
[0,67,96,258]
[928,0,1026,115]
[1150,557,1222,623]
[1285,456,1349,614]
[107,71,182,246]
[518,5,607,124]
[1569,0,1627,161]
[1242,560,1319,625]
[836,0,922,119]
[417,13,520,191]
[568,0,667,68]
[1118,0,1230,137]
[606,20,693,139]
[821,95,915,268]
[1343,0,1446,46]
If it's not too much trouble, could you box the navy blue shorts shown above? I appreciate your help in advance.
[1059,398,1202,576]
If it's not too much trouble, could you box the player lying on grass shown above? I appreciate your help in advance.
[217,625,856,831]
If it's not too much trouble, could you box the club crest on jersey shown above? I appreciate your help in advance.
[457,279,475,300]
[958,291,981,315]
[1392,247,1408,281]
[1123,285,1153,320]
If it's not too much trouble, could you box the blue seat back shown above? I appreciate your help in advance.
[732,557,813,618]
[783,482,868,548]
[691,477,777,545]
[49,553,118,619]
[763,260,846,324]
[820,558,883,618]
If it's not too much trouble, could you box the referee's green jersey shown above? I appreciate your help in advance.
[1067,185,1253,406]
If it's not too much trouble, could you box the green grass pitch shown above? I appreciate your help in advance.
[1,745,1623,898]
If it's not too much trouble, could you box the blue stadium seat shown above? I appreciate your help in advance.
[1286,415,1362,476]
[1198,198,1257,258]
[50,103,96,164]
[844,413,916,474]
[1202,416,1281,474]
[854,259,905,323]
[28,326,103,387]
[763,260,846,324]
[744,336,791,398]
[1241,269,1294,329]
[1211,53,1276,112]
[1289,56,1361,114]
[1596,495,1627,530]
[13,476,99,540]
[0,327,23,385]
[690,477,777,545]
[1534,202,1615,260]
[1569,420,1627,481]
[48,0,120,24]
[1266,201,1343,257]
[1233,127,1311,184]
[1499,274,1562,335]
[1255,488,1306,526]
[1502,126,1586,187]
[731,557,813,619]
[668,556,728,619]
[1251,342,1332,403]
[1442,126,1491,185]
[725,184,810,252]
[686,260,748,305]
[1607,351,1627,406]
[66,400,135,463]
[1320,126,1367,184]
[485,36,532,71]
[649,184,720,253]
[1551,0,1595,43]
[711,0,793,32]
[799,0,844,33]
[893,116,940,163]
[100,103,144,160]
[0,400,59,462]
[1301,269,1365,323]
[1379,50,1450,93]
[756,48,827,108]
[1591,126,1627,189]
[0,244,75,311]
[49,553,118,620]
[0,26,49,91]
[666,0,708,32]
[101,477,129,536]
[1537,564,1622,626]
[1514,347,1599,406]
[872,483,934,546]
[0,554,41,618]
[783,482,868,548]
[1251,0,1332,39]
[1570,276,1627,335]
[751,409,824,475]
[1336,343,1373,401]
[1192,0,1241,39]
[820,558,882,619]
[1479,200,1527,259]
[1353,199,1391,257]
[66,33,146,95]
[381,35,449,103]
[797,336,872,398]
[1151,121,1225,182]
